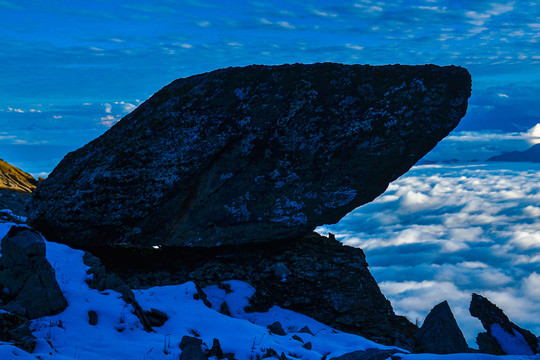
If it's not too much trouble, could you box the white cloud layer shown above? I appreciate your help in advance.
[317,162,540,346]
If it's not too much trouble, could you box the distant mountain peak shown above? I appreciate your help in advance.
[488,143,540,163]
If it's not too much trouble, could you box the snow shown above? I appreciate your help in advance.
[490,324,534,356]
[1,162,540,360]
[0,221,397,360]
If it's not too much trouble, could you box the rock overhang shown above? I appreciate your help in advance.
[27,62,472,250]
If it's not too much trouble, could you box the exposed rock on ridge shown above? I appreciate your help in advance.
[28,62,471,249]
[415,300,469,354]
[470,293,538,355]
[0,159,37,216]
[0,159,37,194]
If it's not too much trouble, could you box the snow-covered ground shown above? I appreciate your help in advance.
[1,161,539,359]
[318,161,540,348]
[1,217,539,359]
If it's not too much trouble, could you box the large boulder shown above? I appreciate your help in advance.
[415,300,469,354]
[469,293,538,355]
[28,63,471,250]
[0,226,67,319]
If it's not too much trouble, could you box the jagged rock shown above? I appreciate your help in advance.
[28,63,471,250]
[298,325,314,335]
[415,300,469,354]
[88,232,419,349]
[292,334,303,343]
[0,227,67,319]
[208,338,223,358]
[145,308,168,327]
[329,349,405,360]
[268,321,287,335]
[469,293,538,355]
[219,301,231,316]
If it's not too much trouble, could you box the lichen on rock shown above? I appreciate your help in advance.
[28,62,471,250]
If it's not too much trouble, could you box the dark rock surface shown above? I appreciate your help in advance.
[0,226,67,319]
[0,311,36,352]
[488,143,540,163]
[330,349,405,360]
[470,293,538,355]
[415,300,469,354]
[28,63,471,250]
[87,232,418,349]
[268,321,287,335]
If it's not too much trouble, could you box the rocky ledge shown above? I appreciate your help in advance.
[87,232,418,349]
[28,62,471,250]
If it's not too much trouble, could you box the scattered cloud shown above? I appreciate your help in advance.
[345,44,364,50]
[100,115,118,127]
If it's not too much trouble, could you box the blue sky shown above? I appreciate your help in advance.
[0,0,539,175]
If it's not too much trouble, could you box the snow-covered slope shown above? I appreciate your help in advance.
[0,221,538,360]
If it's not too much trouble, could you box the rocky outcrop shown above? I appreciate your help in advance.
[87,232,418,349]
[0,226,67,319]
[415,300,469,354]
[488,143,540,163]
[0,159,37,194]
[469,293,538,355]
[28,63,471,250]
[0,159,37,216]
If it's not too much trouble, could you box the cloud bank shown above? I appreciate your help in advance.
[317,162,540,346]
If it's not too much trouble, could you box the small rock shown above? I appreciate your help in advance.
[88,310,98,326]
[298,325,314,335]
[193,283,212,308]
[180,344,207,360]
[145,308,168,327]
[292,334,303,343]
[208,338,223,358]
[219,301,231,316]
[179,335,203,350]
[267,321,286,336]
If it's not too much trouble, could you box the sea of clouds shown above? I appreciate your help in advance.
[317,161,540,346]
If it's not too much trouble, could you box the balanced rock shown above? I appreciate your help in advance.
[469,293,538,355]
[415,300,469,354]
[28,63,471,250]
[0,226,67,319]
